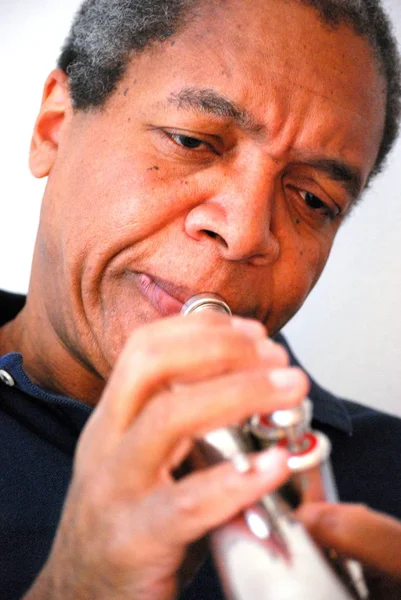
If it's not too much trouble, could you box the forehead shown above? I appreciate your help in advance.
[182,0,383,112]
[89,0,385,178]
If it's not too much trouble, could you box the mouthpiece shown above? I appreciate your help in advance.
[181,293,231,316]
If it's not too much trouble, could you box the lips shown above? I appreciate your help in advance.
[136,273,186,317]
[135,272,259,321]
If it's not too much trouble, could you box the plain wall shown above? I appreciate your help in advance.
[1,0,400,416]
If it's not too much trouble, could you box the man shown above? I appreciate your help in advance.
[0,0,401,598]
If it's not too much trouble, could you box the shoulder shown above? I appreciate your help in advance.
[326,398,401,518]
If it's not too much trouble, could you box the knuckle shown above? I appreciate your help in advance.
[173,488,201,519]
[219,371,263,410]
[247,369,274,395]
[115,332,164,383]
[78,471,114,514]
[208,335,247,365]
[218,375,247,408]
[135,337,163,364]
[126,327,164,364]
[192,315,260,363]
[143,390,178,435]
[125,325,147,353]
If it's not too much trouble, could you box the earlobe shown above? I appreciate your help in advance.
[29,69,71,179]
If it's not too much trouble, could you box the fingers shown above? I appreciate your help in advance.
[297,502,401,579]
[62,446,291,597]
[101,314,266,424]
[112,366,308,486]
[81,313,290,460]
[60,315,302,600]
[122,448,290,556]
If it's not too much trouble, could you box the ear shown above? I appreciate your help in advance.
[29,69,72,179]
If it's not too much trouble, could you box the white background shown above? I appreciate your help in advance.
[0,0,400,416]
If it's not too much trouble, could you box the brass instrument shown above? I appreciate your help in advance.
[182,293,368,600]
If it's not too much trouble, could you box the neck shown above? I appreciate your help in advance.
[0,298,105,407]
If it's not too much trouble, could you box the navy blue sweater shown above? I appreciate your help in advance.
[0,290,400,599]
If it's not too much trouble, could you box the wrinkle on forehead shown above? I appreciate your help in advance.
[262,70,383,122]
[174,0,385,116]
[113,0,385,180]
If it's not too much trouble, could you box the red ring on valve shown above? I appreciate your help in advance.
[258,414,275,427]
[278,432,318,456]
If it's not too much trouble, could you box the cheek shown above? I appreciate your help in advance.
[270,226,332,330]
[62,159,187,252]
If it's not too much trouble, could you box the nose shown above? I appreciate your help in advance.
[184,161,280,265]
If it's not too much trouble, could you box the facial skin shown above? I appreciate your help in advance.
[1,0,385,403]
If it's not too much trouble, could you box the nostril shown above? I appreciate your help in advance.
[202,229,228,247]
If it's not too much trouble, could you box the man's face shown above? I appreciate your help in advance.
[35,0,385,376]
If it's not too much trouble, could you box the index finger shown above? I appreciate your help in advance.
[78,313,283,461]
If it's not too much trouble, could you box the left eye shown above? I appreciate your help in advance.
[170,134,206,149]
[300,191,336,219]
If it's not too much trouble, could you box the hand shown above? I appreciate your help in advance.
[297,502,401,599]
[24,312,309,600]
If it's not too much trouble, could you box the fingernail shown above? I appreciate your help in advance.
[255,448,287,473]
[268,367,302,389]
[231,452,253,474]
[231,317,265,339]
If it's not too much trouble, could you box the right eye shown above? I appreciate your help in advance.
[167,132,221,155]
[299,190,338,220]
[170,134,206,150]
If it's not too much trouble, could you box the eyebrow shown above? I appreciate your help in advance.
[167,87,363,201]
[167,87,263,133]
[305,158,363,202]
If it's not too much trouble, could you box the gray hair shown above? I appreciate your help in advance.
[58,0,196,108]
[58,0,401,178]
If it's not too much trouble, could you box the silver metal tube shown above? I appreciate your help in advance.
[181,294,366,600]
[249,405,368,599]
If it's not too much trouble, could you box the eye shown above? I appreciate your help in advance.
[170,134,205,149]
[167,132,221,155]
[299,190,337,220]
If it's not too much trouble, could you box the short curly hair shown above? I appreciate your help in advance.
[58,0,401,178]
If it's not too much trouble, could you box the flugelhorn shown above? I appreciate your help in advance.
[181,293,368,600]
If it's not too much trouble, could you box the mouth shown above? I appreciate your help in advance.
[135,272,190,317]
[134,272,261,321]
